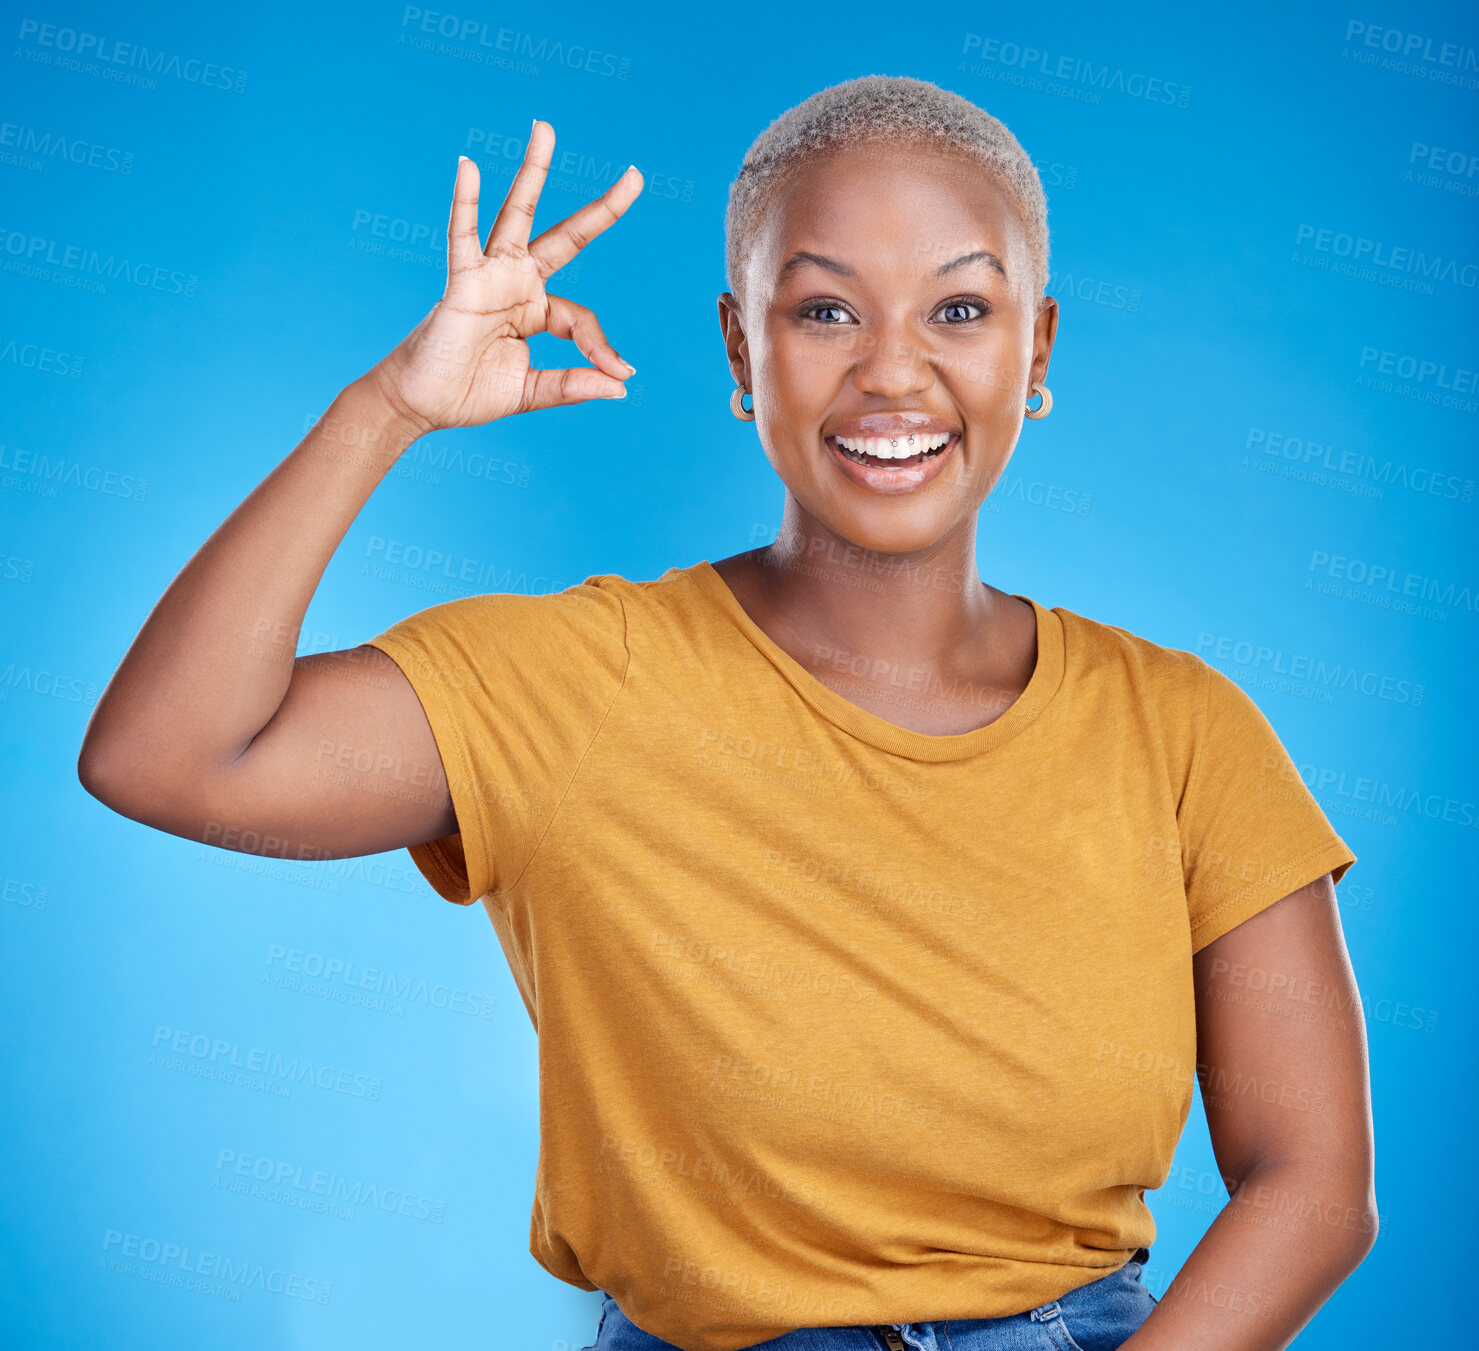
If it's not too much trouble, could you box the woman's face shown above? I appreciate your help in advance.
[720,139,1058,559]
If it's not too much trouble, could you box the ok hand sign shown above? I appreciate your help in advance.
[369,121,642,436]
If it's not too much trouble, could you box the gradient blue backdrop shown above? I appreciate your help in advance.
[3,1,1475,1347]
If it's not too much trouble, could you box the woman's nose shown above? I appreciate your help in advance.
[849,324,936,399]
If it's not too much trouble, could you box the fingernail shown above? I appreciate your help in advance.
[604,386,627,399]
[617,356,636,374]
[458,155,469,164]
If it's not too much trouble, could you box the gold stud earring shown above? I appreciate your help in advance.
[730,385,755,422]
[1024,381,1052,420]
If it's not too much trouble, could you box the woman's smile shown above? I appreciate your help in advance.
[824,428,961,494]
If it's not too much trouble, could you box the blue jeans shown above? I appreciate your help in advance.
[586,1251,1158,1351]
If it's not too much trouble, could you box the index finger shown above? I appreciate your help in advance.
[447,156,484,274]
[528,164,643,274]
[484,119,556,254]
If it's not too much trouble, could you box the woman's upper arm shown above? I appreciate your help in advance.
[1192,872,1377,1204]
[130,644,458,861]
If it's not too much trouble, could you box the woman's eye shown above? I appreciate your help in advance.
[936,299,987,323]
[798,298,987,324]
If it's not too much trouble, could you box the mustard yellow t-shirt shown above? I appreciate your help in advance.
[366,560,1355,1351]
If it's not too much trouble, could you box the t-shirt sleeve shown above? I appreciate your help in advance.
[1177,661,1356,952]
[364,578,629,905]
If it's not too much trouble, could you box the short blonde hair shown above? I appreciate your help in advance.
[724,74,1050,309]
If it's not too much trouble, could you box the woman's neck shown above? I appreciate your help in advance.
[709,523,1038,733]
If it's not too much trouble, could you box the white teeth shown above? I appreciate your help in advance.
[834,432,952,460]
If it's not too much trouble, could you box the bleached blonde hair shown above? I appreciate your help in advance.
[724,74,1050,310]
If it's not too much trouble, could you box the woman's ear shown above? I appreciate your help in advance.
[717,291,750,389]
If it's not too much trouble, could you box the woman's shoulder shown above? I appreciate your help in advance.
[369,559,716,664]
[575,557,733,633]
[577,558,711,603]
[1044,596,1212,699]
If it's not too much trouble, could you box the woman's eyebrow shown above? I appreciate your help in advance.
[935,250,1007,279]
[776,249,1007,282]
[777,250,854,282]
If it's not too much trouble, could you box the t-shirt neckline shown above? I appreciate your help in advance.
[688,558,1066,763]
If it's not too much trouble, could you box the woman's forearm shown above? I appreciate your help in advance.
[77,371,422,807]
[1121,1161,1377,1350]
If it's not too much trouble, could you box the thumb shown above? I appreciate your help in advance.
[521,365,627,413]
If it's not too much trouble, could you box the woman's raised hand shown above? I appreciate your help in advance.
[367,121,642,436]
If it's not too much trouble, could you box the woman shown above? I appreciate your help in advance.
[78,76,1376,1351]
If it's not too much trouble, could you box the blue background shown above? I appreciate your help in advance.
[3,1,1475,1346]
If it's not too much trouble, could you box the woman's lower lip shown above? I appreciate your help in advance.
[824,433,960,494]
